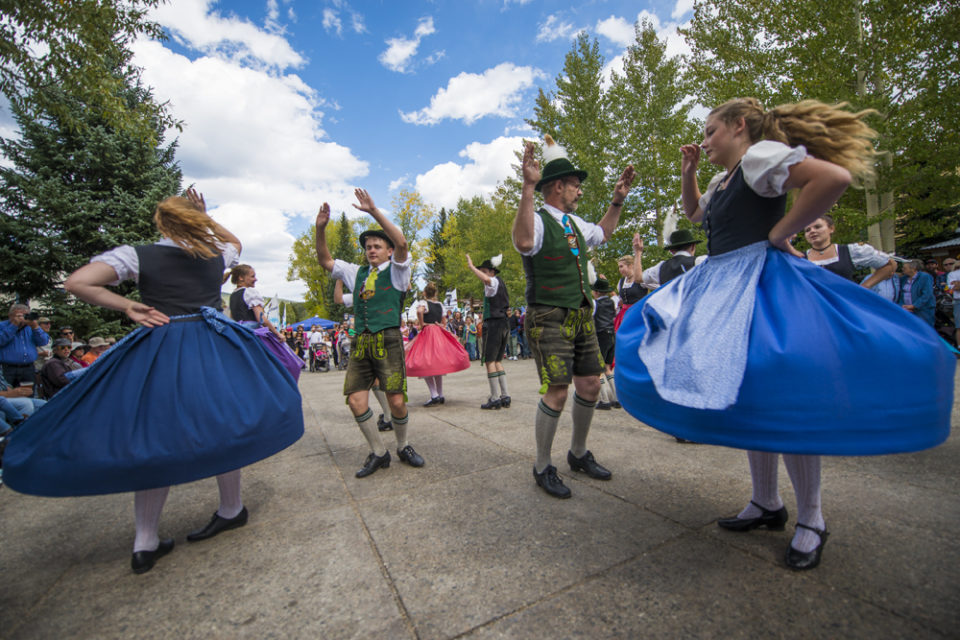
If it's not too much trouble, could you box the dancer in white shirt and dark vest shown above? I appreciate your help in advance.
[513,136,635,499]
[466,254,512,409]
[315,189,425,478]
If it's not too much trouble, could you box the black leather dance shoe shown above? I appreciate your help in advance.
[397,445,425,467]
[567,450,612,480]
[595,401,612,410]
[717,501,788,532]
[131,538,175,574]
[480,398,501,410]
[499,396,511,408]
[187,507,249,542]
[785,523,829,570]
[356,450,391,477]
[423,397,442,407]
[377,414,393,431]
[533,465,571,499]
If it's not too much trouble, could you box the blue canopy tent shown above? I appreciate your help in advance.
[287,316,335,330]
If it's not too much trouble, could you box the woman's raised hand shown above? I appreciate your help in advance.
[680,144,701,175]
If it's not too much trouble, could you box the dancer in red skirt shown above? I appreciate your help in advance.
[406,282,470,406]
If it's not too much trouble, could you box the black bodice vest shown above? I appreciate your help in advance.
[594,296,616,332]
[135,244,225,316]
[660,254,697,284]
[704,168,786,256]
[617,278,645,305]
[423,300,444,324]
[485,276,510,319]
[813,244,855,281]
[229,288,258,322]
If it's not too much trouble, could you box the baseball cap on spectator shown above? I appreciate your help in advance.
[53,338,71,347]
[71,342,85,351]
[38,317,51,323]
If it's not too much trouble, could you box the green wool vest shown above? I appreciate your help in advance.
[353,263,405,333]
[522,209,592,309]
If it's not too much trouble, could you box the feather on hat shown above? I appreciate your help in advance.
[536,135,588,192]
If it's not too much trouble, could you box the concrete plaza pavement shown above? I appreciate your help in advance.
[1,359,958,639]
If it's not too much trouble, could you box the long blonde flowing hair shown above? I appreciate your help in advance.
[153,196,231,258]
[709,98,878,185]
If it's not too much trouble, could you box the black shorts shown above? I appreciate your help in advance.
[597,331,615,367]
[481,316,509,363]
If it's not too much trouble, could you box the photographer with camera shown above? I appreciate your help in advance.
[0,304,49,388]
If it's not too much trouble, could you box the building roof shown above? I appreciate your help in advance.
[920,235,960,251]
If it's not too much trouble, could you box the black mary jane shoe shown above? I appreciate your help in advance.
[356,450,391,478]
[423,397,441,407]
[717,500,788,532]
[480,398,501,410]
[785,523,829,570]
[187,507,249,542]
[131,538,175,574]
[377,414,393,432]
[533,464,571,499]
[499,396,510,408]
[595,401,612,410]
[567,450,612,480]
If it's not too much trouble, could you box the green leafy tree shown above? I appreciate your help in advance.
[605,19,704,272]
[681,0,960,252]
[440,196,526,310]
[424,207,448,290]
[528,35,615,237]
[0,0,178,142]
[0,60,181,338]
[390,189,434,278]
[287,211,362,321]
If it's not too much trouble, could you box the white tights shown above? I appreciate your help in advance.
[738,452,824,553]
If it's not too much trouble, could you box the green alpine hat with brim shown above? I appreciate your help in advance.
[591,277,612,293]
[663,229,703,251]
[535,135,588,192]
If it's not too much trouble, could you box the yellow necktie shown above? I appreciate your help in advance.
[362,269,378,298]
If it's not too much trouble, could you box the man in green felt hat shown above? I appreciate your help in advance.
[513,136,636,499]
[641,228,705,290]
[315,188,425,478]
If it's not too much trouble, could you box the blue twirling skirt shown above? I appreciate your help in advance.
[615,244,954,455]
[4,309,304,496]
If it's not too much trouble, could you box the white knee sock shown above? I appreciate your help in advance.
[487,372,501,400]
[355,408,386,456]
[605,374,618,403]
[425,376,438,398]
[535,400,561,472]
[497,372,508,397]
[569,393,595,458]
[435,375,443,397]
[784,454,824,553]
[372,388,391,416]
[598,377,610,403]
[392,412,409,450]
[216,469,243,519]
[134,486,170,552]
[738,451,784,518]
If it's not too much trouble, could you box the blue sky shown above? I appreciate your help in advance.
[14,0,698,299]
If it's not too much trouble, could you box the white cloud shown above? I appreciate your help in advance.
[415,136,525,210]
[322,8,342,36]
[131,21,368,299]
[672,0,695,20]
[379,16,436,73]
[149,0,303,69]
[400,63,544,126]
[266,0,279,22]
[388,176,409,191]
[351,12,366,33]
[536,14,580,43]
[596,16,634,47]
